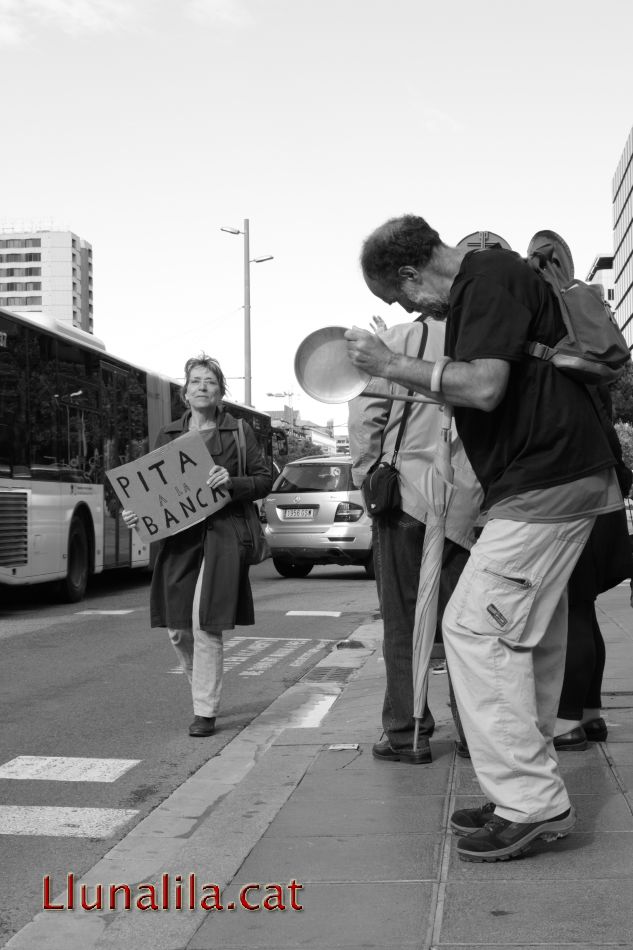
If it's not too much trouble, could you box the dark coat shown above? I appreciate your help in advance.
[150,409,273,633]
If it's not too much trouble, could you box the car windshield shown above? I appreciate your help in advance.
[273,463,353,493]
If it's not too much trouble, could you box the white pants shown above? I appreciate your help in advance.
[442,517,595,823]
[168,558,223,717]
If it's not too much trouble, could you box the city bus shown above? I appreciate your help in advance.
[0,307,285,602]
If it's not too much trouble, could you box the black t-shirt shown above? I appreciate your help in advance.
[445,249,615,509]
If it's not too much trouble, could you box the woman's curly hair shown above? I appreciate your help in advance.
[360,215,443,289]
[181,353,227,405]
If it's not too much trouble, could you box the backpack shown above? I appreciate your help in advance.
[525,230,631,384]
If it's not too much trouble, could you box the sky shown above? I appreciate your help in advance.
[2,0,633,433]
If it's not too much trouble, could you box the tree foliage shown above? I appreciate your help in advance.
[615,422,633,485]
[274,432,326,466]
[611,363,633,424]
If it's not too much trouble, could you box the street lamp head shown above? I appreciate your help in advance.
[252,255,274,263]
[220,226,241,235]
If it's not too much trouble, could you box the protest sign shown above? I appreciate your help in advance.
[106,430,229,543]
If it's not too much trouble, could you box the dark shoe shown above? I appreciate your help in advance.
[457,807,576,862]
[454,740,470,759]
[372,738,432,764]
[188,716,216,737]
[450,801,496,835]
[584,717,608,742]
[554,726,588,751]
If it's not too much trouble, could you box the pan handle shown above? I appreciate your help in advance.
[357,391,444,406]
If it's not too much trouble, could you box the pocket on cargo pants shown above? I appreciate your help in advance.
[455,554,541,645]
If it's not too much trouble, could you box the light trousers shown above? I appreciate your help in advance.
[442,516,594,823]
[167,558,224,717]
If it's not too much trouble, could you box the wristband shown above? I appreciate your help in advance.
[430,357,452,394]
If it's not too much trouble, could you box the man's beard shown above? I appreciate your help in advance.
[420,299,450,320]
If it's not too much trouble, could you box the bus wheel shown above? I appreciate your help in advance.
[60,517,89,602]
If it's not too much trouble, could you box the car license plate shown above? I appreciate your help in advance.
[284,508,315,520]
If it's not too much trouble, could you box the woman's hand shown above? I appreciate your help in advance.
[370,314,387,333]
[121,509,139,529]
[207,465,232,491]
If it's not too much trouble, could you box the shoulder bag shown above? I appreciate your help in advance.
[361,322,429,517]
[233,420,272,564]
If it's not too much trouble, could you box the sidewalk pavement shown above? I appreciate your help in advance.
[8,583,633,950]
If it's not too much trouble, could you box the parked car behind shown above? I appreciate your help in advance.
[262,456,374,578]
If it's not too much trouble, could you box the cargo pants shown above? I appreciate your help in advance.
[442,516,594,823]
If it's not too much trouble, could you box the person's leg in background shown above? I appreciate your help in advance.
[555,599,607,748]
[373,509,434,763]
[171,558,223,737]
[437,540,471,755]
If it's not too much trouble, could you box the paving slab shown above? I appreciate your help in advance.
[451,791,633,833]
[446,829,633,880]
[189,881,434,949]
[440,880,633,945]
[263,790,447,837]
[236,831,444,882]
[293,764,452,796]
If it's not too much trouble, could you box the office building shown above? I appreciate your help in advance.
[0,229,93,332]
[613,127,633,349]
[586,255,615,303]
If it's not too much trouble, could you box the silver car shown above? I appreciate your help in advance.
[262,456,375,578]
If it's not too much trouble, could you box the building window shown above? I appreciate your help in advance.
[0,296,42,306]
[24,239,41,247]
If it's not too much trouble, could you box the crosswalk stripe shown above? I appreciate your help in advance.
[288,640,331,667]
[75,609,136,616]
[240,639,309,677]
[0,757,140,783]
[167,637,330,677]
[0,806,138,838]
[224,639,272,670]
[286,610,342,617]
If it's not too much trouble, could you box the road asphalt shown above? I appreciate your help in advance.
[6,582,633,950]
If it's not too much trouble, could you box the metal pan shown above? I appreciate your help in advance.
[294,326,371,403]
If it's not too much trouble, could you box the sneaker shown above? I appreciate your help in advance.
[456,807,576,862]
[188,716,216,737]
[372,738,432,764]
[450,801,496,835]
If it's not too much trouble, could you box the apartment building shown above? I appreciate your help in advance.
[613,126,633,349]
[0,230,93,333]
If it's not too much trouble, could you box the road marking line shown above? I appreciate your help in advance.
[0,806,138,838]
[240,639,309,676]
[0,757,140,783]
[288,639,331,667]
[286,610,342,617]
[224,639,272,670]
[75,610,136,615]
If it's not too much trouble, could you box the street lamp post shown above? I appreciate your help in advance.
[220,219,273,406]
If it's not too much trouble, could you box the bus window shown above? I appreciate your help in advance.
[0,314,28,474]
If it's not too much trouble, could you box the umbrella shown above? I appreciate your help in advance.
[412,403,455,751]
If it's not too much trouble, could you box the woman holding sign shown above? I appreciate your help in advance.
[122,355,272,737]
